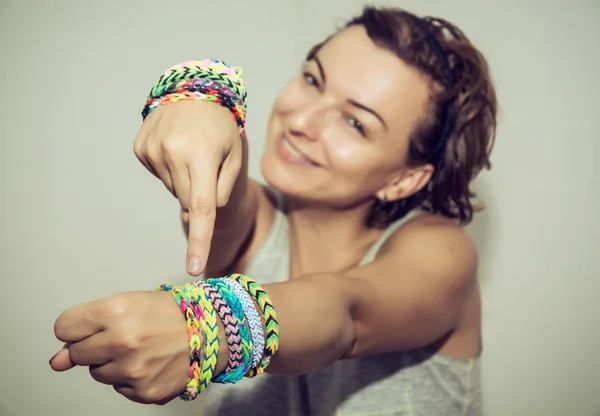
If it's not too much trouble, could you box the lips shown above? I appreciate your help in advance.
[282,138,307,159]
[277,135,320,167]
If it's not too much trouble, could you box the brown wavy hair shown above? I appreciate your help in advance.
[307,7,498,227]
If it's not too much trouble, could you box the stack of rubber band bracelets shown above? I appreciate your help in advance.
[142,59,248,135]
[157,274,279,401]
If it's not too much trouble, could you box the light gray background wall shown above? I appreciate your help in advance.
[1,1,599,415]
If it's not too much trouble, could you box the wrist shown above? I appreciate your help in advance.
[142,59,247,134]
[158,274,280,399]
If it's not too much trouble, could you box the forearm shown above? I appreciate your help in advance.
[212,273,357,377]
[265,275,357,374]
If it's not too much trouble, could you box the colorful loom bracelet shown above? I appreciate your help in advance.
[192,280,243,377]
[225,278,265,368]
[196,283,220,393]
[207,278,254,384]
[229,274,280,377]
[154,77,245,107]
[142,59,247,133]
[149,59,247,106]
[156,283,204,401]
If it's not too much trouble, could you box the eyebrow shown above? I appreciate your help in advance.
[312,56,388,131]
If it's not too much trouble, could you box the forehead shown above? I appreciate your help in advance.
[316,25,431,138]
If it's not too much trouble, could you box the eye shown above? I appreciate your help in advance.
[303,72,319,88]
[348,117,366,136]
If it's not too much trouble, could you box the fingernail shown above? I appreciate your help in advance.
[187,256,202,275]
[49,353,58,366]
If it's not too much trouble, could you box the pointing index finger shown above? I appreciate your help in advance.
[186,159,218,276]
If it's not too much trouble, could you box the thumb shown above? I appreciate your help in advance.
[49,343,75,372]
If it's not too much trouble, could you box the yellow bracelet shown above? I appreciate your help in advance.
[195,284,220,392]
[230,274,280,377]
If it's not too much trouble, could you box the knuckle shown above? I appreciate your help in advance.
[100,293,133,318]
[145,149,160,166]
[88,366,104,383]
[190,198,215,216]
[115,326,142,351]
[133,144,143,160]
[137,386,164,404]
[133,138,145,159]
[53,318,66,341]
[161,135,188,155]
[123,361,147,380]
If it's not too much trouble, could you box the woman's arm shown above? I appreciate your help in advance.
[50,217,478,404]
[211,217,478,376]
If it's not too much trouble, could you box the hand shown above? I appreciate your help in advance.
[50,291,190,405]
[134,100,243,276]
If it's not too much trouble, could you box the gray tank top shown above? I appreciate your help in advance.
[200,199,482,415]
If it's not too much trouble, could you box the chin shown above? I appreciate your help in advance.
[260,152,295,194]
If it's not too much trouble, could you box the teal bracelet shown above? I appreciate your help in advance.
[206,278,254,384]
[225,279,265,368]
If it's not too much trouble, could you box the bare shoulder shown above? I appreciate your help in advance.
[383,213,481,357]
[343,213,481,357]
[378,213,478,281]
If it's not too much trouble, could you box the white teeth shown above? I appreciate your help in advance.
[283,139,304,159]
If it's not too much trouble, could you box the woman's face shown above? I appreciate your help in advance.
[261,25,432,208]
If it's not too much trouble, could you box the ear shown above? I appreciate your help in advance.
[375,164,434,202]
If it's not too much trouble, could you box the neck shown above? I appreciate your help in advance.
[285,197,382,277]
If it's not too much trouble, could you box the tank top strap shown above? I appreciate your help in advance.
[359,210,424,266]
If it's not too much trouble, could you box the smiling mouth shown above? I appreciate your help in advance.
[281,137,321,167]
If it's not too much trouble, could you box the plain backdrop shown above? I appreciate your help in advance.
[1,0,599,415]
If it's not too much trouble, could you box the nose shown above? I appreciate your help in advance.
[287,101,324,142]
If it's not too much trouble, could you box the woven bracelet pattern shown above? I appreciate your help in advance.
[230,273,280,377]
[192,280,243,376]
[142,88,245,130]
[225,278,265,368]
[152,77,245,107]
[196,284,220,393]
[148,59,247,105]
[207,278,254,384]
[156,283,204,401]
[142,59,247,133]
[158,272,279,396]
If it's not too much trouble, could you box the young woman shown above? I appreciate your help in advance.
[51,6,497,415]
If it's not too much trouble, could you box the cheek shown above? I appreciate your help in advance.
[325,135,398,191]
[327,140,382,181]
[273,80,304,114]
[329,141,360,165]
